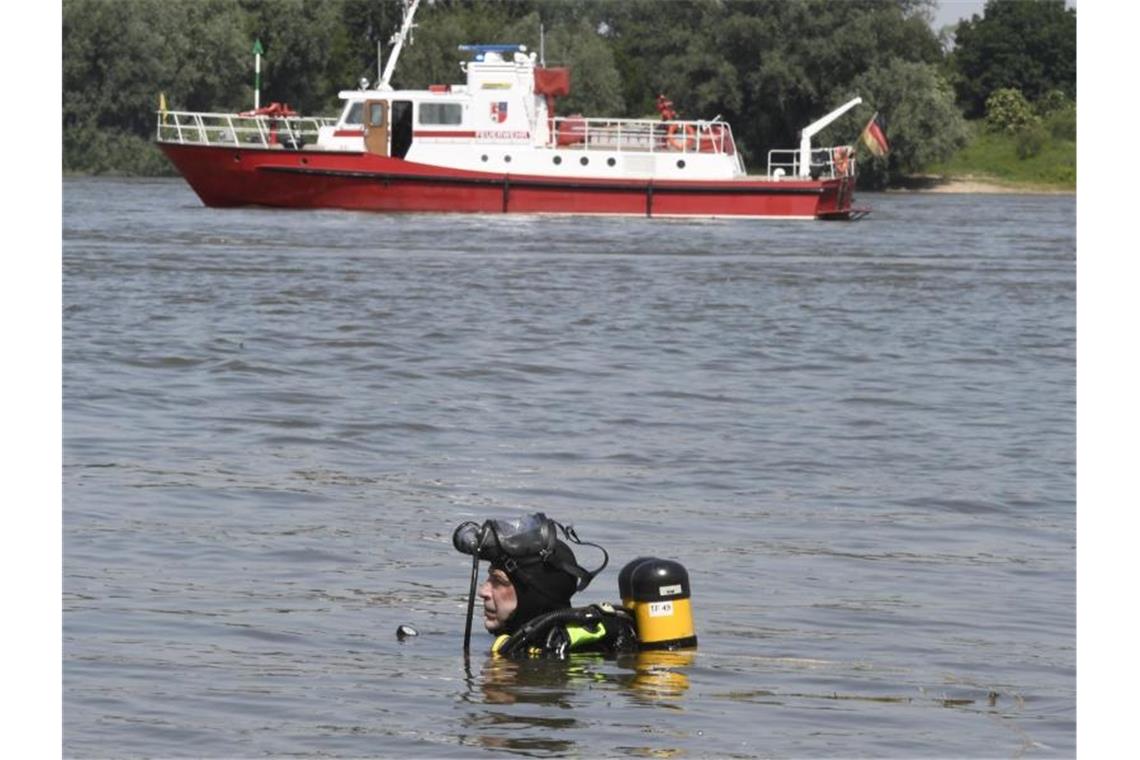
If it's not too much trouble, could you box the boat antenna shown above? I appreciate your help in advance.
[379,0,421,90]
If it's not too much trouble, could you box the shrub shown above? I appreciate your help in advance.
[986,88,1039,134]
[1035,89,1070,116]
[1030,89,1075,141]
[63,124,175,175]
[1015,122,1048,159]
[1044,103,1076,140]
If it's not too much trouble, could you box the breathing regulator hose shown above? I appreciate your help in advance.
[462,521,490,653]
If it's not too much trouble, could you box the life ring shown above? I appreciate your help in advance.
[833,147,850,176]
[667,123,696,151]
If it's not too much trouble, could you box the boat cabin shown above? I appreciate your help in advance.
[314,44,747,181]
[319,46,551,153]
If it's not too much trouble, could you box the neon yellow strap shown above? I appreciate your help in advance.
[492,622,608,656]
[566,622,606,649]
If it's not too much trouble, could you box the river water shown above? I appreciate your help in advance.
[63,177,1075,758]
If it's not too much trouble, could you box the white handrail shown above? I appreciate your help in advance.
[547,116,738,157]
[156,110,336,148]
[768,145,856,180]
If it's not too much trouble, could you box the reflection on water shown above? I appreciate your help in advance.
[616,650,696,703]
[470,655,588,707]
[461,649,696,754]
[463,656,583,754]
[470,649,695,707]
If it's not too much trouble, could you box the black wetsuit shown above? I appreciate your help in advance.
[491,603,640,658]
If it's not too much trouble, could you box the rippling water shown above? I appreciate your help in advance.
[63,177,1075,757]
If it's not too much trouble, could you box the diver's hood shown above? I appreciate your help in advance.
[453,512,607,593]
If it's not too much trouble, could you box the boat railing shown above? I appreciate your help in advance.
[549,116,745,168]
[767,146,857,180]
[155,110,337,149]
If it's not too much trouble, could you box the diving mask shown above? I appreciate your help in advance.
[453,512,557,565]
[452,512,608,592]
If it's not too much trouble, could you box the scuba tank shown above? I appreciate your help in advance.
[619,556,656,609]
[620,557,697,650]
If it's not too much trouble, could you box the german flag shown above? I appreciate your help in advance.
[860,112,889,158]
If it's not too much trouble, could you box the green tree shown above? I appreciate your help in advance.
[240,0,354,114]
[337,0,403,88]
[602,0,943,167]
[951,0,1076,118]
[63,0,249,173]
[542,19,625,116]
[390,1,526,89]
[834,58,969,187]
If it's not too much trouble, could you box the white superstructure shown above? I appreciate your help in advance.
[315,44,748,181]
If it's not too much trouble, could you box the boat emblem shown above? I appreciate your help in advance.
[491,101,509,123]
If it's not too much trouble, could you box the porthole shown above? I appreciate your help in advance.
[481,154,489,162]
[233,153,241,162]
[300,157,309,165]
[505,155,512,163]
[580,156,589,166]
[607,157,616,167]
[677,159,686,169]
[553,156,562,165]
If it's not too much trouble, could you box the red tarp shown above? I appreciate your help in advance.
[534,67,571,97]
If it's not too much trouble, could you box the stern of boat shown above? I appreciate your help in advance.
[766,144,866,220]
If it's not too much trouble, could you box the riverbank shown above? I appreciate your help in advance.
[890,174,1075,195]
[916,122,1076,194]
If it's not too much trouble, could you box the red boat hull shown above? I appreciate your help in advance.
[159,143,856,219]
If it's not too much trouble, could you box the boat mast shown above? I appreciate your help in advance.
[378,0,421,90]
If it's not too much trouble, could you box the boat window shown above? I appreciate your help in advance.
[343,101,363,126]
[418,103,463,125]
[368,102,386,126]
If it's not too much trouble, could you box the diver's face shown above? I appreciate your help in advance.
[478,568,517,633]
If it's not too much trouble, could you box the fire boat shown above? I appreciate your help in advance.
[156,0,866,219]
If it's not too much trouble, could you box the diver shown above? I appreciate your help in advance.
[453,512,639,658]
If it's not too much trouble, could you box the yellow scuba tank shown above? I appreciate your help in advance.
[618,556,657,609]
[620,557,697,650]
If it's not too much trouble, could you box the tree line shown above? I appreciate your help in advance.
[63,0,1076,184]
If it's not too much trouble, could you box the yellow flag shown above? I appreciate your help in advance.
[159,92,167,113]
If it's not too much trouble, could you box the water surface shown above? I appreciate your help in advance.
[63,178,1075,757]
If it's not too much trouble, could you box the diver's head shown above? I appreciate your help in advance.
[482,539,580,633]
[454,512,607,636]
[477,566,518,634]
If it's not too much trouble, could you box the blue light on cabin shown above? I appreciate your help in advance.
[457,44,526,61]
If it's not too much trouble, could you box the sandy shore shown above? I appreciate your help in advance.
[889,175,1074,195]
